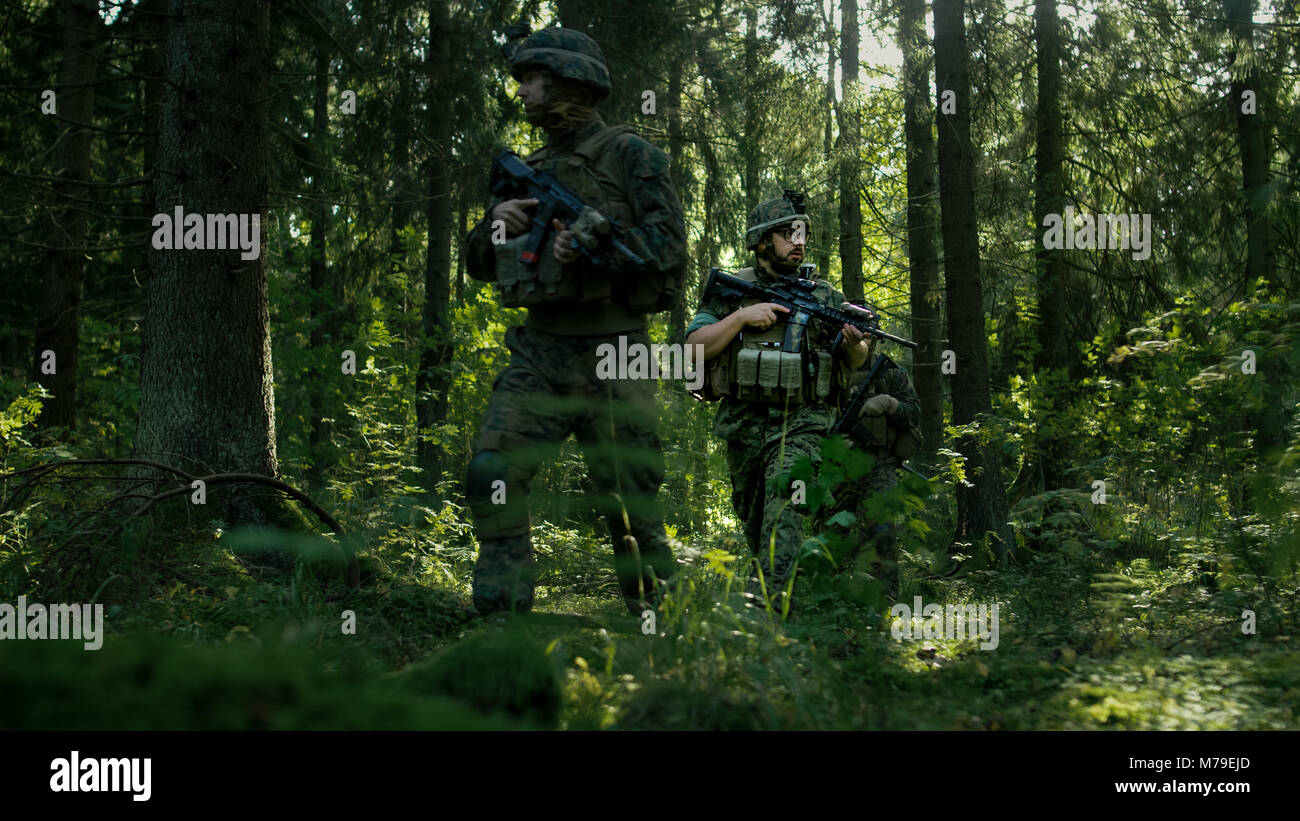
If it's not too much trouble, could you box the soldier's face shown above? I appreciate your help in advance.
[516,71,547,121]
[759,227,804,271]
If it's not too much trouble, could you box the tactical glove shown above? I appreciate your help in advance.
[860,393,898,417]
[570,206,611,250]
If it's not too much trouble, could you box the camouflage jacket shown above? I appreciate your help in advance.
[465,117,685,335]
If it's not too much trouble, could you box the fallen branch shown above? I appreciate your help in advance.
[1,459,360,591]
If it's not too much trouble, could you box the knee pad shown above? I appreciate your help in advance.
[465,450,528,538]
[466,450,509,509]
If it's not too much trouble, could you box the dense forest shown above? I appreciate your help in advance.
[0,0,1297,732]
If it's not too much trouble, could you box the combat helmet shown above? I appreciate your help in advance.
[745,190,810,250]
[508,27,611,100]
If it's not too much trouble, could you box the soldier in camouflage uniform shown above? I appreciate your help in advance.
[686,195,921,606]
[820,346,922,601]
[462,28,685,616]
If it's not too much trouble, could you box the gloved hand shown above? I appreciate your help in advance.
[569,206,611,250]
[860,393,898,417]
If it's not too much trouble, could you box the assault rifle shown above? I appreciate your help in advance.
[490,151,645,268]
[830,353,893,437]
[831,353,931,479]
[701,267,916,355]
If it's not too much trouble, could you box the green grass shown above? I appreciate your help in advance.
[1,501,1295,731]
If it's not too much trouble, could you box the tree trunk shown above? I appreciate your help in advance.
[308,41,331,472]
[667,52,687,344]
[388,11,414,297]
[1226,0,1288,471]
[690,73,727,535]
[819,8,836,277]
[137,0,167,381]
[932,0,1013,559]
[837,0,863,303]
[900,0,943,460]
[743,5,760,208]
[1033,0,1066,374]
[35,0,99,432]
[456,184,469,304]
[417,0,454,500]
[1030,0,1069,490]
[137,0,278,524]
[1227,0,1275,297]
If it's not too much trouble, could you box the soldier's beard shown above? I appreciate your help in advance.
[759,244,801,277]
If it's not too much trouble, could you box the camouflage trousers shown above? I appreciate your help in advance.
[726,427,824,592]
[818,451,900,600]
[467,325,675,616]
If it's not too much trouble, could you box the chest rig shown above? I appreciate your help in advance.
[720,268,838,405]
[492,125,637,308]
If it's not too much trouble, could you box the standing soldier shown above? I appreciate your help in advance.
[461,28,685,617]
[686,193,921,610]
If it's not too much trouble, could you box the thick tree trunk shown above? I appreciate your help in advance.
[136,0,278,524]
[932,0,1013,559]
[140,0,167,200]
[1033,0,1066,374]
[900,0,943,460]
[837,0,863,303]
[137,0,167,380]
[417,0,454,499]
[35,0,98,431]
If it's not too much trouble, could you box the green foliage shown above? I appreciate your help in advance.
[0,384,44,450]
[3,0,1297,732]
[398,627,562,728]
[0,632,520,731]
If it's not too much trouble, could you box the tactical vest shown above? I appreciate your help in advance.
[493,124,665,333]
[702,268,846,405]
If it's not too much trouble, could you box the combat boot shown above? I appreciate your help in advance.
[472,534,536,616]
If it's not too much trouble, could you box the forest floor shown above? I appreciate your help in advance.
[3,514,1297,731]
